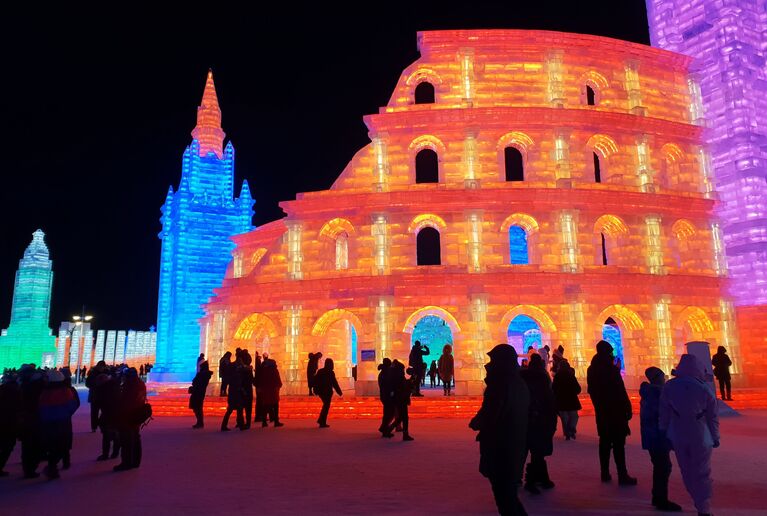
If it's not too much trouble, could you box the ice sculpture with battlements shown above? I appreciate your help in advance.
[202,30,739,395]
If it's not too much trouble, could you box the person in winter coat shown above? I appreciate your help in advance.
[408,341,430,396]
[19,365,44,478]
[438,345,455,396]
[640,366,681,512]
[378,358,394,437]
[313,358,343,428]
[428,360,438,388]
[196,353,205,373]
[711,346,732,401]
[550,345,566,375]
[221,356,245,431]
[0,373,22,476]
[86,360,107,432]
[538,345,551,371]
[60,373,81,470]
[219,351,233,397]
[587,340,637,485]
[552,361,581,440]
[93,373,121,460]
[385,362,415,441]
[660,354,720,516]
[307,352,323,396]
[189,361,213,429]
[255,357,283,427]
[38,370,79,479]
[519,353,557,494]
[114,368,147,471]
[240,350,255,429]
[470,344,530,516]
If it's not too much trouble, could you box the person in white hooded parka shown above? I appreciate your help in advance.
[660,354,720,516]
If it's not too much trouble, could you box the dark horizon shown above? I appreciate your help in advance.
[0,2,650,331]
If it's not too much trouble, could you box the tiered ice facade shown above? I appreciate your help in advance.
[202,30,738,394]
[0,229,56,369]
[646,0,767,384]
[152,71,254,382]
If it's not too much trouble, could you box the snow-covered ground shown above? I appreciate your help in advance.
[1,408,765,515]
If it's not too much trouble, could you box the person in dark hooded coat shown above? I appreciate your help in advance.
[377,358,394,437]
[189,361,213,429]
[587,340,637,485]
[221,355,245,431]
[307,352,322,396]
[114,368,146,471]
[93,373,121,460]
[313,358,342,428]
[255,357,283,427]
[552,360,581,440]
[19,365,44,478]
[0,372,22,476]
[240,350,255,429]
[470,344,529,516]
[219,351,233,397]
[38,370,79,479]
[519,353,557,494]
[640,366,681,512]
[711,346,732,401]
[385,362,415,441]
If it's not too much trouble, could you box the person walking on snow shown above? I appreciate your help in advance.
[313,358,342,428]
[378,358,395,437]
[189,361,213,429]
[307,352,322,396]
[438,345,455,396]
[587,340,637,485]
[711,346,732,401]
[640,366,682,512]
[519,353,557,494]
[552,360,581,440]
[470,344,530,516]
[660,354,719,516]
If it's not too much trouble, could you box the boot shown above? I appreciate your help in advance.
[402,434,414,441]
[618,473,638,486]
[524,463,541,494]
[538,460,555,489]
[652,498,682,512]
[601,470,612,482]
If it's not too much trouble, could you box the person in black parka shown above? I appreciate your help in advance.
[240,350,255,429]
[221,355,245,431]
[519,353,557,494]
[114,368,146,471]
[307,352,323,396]
[587,340,637,485]
[313,358,342,428]
[711,346,732,401]
[190,361,213,429]
[470,344,530,516]
[385,362,415,441]
[377,358,394,437]
[552,361,582,440]
[219,351,233,397]
[18,365,44,478]
[93,373,121,460]
[0,373,22,476]
[640,366,682,512]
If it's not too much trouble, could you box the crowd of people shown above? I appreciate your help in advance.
[470,340,725,516]
[0,360,149,480]
[1,341,734,516]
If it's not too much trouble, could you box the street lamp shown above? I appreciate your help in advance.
[69,305,94,383]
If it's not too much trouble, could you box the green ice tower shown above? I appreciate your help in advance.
[0,229,56,369]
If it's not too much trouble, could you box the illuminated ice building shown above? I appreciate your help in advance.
[646,0,767,385]
[0,230,56,369]
[201,30,740,394]
[152,71,254,382]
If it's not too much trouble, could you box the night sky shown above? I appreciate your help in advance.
[0,2,650,331]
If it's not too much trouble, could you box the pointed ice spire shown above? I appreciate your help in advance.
[239,180,253,202]
[23,229,50,262]
[190,69,226,159]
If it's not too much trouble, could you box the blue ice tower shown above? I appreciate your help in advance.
[152,71,254,382]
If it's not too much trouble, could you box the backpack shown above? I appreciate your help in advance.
[135,402,153,428]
